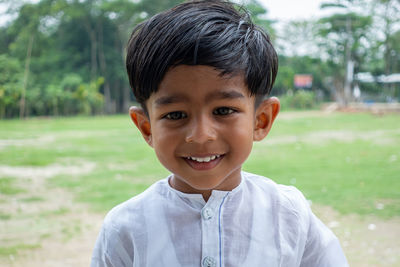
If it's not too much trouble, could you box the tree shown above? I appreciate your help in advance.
[273,55,335,99]
[277,19,319,57]
[0,0,279,117]
[99,0,144,112]
[367,0,400,100]
[137,0,182,17]
[371,0,400,75]
[318,0,372,106]
[0,54,23,118]
[244,0,276,40]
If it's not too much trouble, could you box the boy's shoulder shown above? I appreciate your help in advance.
[243,172,309,205]
[102,178,169,229]
[243,171,311,216]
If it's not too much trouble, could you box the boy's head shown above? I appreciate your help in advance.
[126,0,280,200]
[126,0,278,112]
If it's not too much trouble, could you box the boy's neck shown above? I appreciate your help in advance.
[202,191,212,202]
[168,170,243,202]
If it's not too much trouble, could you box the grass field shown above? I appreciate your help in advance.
[1,110,400,266]
[1,111,399,218]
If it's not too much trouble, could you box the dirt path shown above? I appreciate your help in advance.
[1,163,399,266]
[312,205,400,266]
[0,163,104,267]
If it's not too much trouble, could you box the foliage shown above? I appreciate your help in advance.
[0,0,399,118]
[0,54,23,118]
[273,65,296,95]
[318,12,372,65]
[0,0,141,117]
[0,0,275,118]
[369,0,400,75]
[279,90,317,110]
[317,0,373,105]
[273,0,399,103]
[277,19,318,57]
[273,55,335,99]
[243,0,276,39]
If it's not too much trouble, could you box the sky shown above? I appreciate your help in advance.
[256,0,329,56]
[259,0,328,21]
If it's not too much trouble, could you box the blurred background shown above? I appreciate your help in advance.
[0,0,399,117]
[0,0,399,266]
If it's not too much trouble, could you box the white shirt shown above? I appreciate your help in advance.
[91,172,348,267]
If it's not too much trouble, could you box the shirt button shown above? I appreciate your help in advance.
[202,256,216,267]
[202,207,213,220]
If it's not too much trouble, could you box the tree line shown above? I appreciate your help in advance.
[0,0,399,118]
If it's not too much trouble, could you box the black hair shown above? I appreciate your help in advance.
[126,0,278,111]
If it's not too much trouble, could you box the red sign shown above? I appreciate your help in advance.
[294,74,313,88]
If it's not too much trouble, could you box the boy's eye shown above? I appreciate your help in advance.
[164,111,187,120]
[213,107,235,116]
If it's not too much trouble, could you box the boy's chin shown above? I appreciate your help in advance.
[170,169,242,193]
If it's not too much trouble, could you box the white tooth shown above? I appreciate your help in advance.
[189,156,221,162]
[192,157,202,162]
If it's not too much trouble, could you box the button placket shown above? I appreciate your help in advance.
[200,192,229,267]
[201,199,219,267]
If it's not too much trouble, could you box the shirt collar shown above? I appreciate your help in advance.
[165,172,245,207]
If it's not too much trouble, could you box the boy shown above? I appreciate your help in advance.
[91,0,348,266]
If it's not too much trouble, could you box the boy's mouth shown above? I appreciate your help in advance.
[186,155,221,162]
[183,154,224,170]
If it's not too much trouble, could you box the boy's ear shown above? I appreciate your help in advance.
[253,97,280,141]
[129,106,153,147]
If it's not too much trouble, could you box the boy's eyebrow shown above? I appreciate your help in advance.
[154,94,188,107]
[205,90,245,102]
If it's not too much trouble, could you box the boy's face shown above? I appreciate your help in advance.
[130,65,279,200]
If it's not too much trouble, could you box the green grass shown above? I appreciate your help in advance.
[0,212,11,220]
[0,177,25,195]
[245,112,400,218]
[19,196,45,203]
[1,112,399,218]
[39,207,70,218]
[0,243,41,256]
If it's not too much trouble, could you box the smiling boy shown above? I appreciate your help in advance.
[91,1,348,266]
[135,65,276,201]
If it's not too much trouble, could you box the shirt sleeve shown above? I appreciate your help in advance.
[300,202,349,267]
[90,222,134,267]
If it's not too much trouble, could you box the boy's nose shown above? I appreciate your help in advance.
[185,115,217,144]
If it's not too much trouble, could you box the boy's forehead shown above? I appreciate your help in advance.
[157,65,248,93]
[153,89,247,107]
